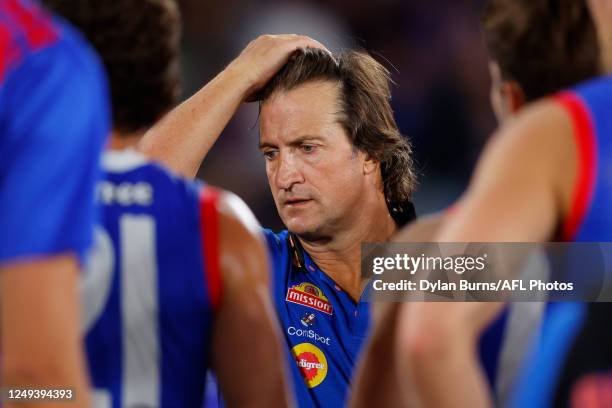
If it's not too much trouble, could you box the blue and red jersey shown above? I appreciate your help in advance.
[84,150,221,407]
[264,229,370,407]
[264,228,539,407]
[0,0,109,263]
[511,77,612,407]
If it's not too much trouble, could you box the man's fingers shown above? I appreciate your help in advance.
[237,34,331,102]
[287,35,330,54]
[241,35,330,102]
[257,34,329,54]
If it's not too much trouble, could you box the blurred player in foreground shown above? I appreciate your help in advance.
[351,0,601,406]
[0,0,109,405]
[42,0,328,405]
[384,0,612,406]
[141,46,417,406]
[512,1,612,406]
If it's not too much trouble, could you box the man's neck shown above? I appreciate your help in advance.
[299,201,397,302]
[107,130,143,150]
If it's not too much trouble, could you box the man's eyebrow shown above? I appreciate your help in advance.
[259,135,324,150]
[291,135,325,144]
[258,141,276,150]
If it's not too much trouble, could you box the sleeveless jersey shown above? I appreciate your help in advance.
[84,150,220,407]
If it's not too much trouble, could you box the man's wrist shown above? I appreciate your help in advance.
[219,61,258,102]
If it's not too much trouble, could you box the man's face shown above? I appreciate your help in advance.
[259,81,371,240]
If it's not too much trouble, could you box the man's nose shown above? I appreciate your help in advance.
[275,153,304,191]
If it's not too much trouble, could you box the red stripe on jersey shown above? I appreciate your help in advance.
[555,92,598,241]
[0,24,20,81]
[2,0,58,50]
[199,187,222,311]
[0,0,58,81]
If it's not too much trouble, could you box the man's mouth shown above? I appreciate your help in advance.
[284,198,312,207]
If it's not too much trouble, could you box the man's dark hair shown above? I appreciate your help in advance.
[482,0,599,102]
[43,0,181,133]
[260,48,417,223]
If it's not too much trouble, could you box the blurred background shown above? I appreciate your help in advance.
[178,0,496,230]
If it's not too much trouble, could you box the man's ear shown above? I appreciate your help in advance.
[363,154,379,175]
[502,80,526,114]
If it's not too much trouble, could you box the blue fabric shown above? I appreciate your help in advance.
[510,303,586,408]
[264,229,370,407]
[86,158,215,407]
[0,0,110,263]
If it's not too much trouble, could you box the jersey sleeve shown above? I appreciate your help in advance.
[0,25,110,263]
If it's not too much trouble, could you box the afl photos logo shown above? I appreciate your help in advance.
[286,283,333,315]
[291,343,328,388]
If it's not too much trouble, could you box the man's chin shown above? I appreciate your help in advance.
[285,221,312,236]
[283,217,313,234]
[284,220,330,242]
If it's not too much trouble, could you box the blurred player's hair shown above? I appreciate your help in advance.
[43,0,181,133]
[482,0,599,101]
[260,48,416,220]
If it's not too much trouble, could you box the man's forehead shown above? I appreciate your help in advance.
[261,82,341,117]
[259,82,343,142]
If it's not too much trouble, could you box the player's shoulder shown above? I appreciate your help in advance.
[504,97,572,140]
[215,191,261,238]
[0,0,60,56]
[488,92,575,167]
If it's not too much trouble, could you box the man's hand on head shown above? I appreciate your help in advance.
[139,34,328,179]
[224,34,329,102]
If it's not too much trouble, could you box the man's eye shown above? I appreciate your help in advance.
[301,144,316,153]
[263,150,278,160]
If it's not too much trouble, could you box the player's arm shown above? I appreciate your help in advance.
[350,213,446,408]
[0,257,90,407]
[393,211,447,242]
[396,100,576,408]
[210,192,293,407]
[139,34,327,178]
[350,303,414,408]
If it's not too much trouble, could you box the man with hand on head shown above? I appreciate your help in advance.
[140,46,418,406]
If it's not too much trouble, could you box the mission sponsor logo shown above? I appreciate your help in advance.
[286,283,333,315]
[291,342,328,388]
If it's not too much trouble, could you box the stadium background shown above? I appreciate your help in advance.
[178,0,494,229]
